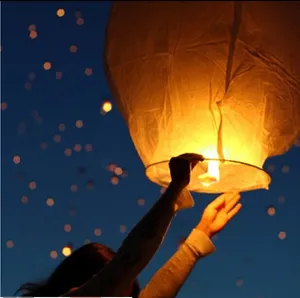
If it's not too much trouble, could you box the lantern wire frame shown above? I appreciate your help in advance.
[145,157,271,194]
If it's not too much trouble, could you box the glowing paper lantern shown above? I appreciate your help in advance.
[104,2,300,193]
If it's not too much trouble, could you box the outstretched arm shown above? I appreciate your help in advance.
[139,192,242,298]
[139,229,215,298]
[64,154,202,297]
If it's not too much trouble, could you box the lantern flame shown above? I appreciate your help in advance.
[198,160,220,187]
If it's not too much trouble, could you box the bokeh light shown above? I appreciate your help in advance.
[50,250,58,259]
[1,102,8,111]
[114,167,123,176]
[43,62,52,71]
[86,180,95,190]
[278,231,287,240]
[69,45,78,53]
[74,144,82,152]
[28,24,36,31]
[267,164,275,173]
[46,197,55,207]
[53,134,62,143]
[278,195,286,204]
[137,198,145,206]
[25,81,32,90]
[84,68,92,76]
[64,148,72,157]
[62,246,72,257]
[85,144,93,152]
[70,184,78,192]
[76,17,84,25]
[282,165,290,173]
[28,181,37,190]
[120,225,127,233]
[21,196,29,204]
[56,72,63,79]
[94,228,102,236]
[6,240,14,249]
[75,120,83,128]
[13,155,21,164]
[101,101,112,113]
[56,9,65,17]
[58,123,65,132]
[267,206,276,216]
[107,163,117,172]
[75,11,82,18]
[111,176,119,185]
[29,31,37,39]
[64,224,72,232]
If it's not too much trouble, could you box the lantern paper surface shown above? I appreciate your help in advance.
[104,1,300,193]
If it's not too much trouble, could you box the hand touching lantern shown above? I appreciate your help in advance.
[169,153,204,189]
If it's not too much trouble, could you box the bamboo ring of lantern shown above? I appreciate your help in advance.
[104,2,300,193]
[145,158,271,194]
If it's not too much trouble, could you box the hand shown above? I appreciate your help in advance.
[196,192,242,238]
[169,153,204,189]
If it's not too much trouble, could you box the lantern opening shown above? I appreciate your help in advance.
[145,157,271,194]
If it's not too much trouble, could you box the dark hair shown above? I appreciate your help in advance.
[16,243,141,297]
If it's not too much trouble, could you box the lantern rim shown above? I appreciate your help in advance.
[145,158,271,194]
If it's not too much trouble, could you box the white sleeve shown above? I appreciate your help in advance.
[139,229,216,298]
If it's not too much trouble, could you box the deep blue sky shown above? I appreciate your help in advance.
[1,2,300,297]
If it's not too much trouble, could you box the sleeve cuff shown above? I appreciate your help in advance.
[184,228,216,257]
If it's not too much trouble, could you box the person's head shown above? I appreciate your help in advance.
[17,243,140,297]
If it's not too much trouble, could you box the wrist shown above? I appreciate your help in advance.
[169,180,185,192]
[159,182,184,212]
[195,224,213,239]
[169,181,184,193]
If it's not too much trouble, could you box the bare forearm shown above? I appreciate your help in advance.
[118,182,183,269]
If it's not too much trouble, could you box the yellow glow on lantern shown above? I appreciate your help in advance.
[104,2,300,193]
[198,160,220,187]
[196,148,221,187]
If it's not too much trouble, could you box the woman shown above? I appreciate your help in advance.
[17,154,241,297]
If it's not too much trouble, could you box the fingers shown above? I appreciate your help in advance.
[173,153,204,171]
[225,193,241,213]
[176,153,204,162]
[208,192,239,210]
[227,203,242,221]
[209,194,226,209]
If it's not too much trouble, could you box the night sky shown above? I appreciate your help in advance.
[2,2,300,298]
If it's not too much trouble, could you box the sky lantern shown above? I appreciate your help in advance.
[104,2,300,193]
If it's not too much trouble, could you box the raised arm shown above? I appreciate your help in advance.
[139,192,242,298]
[66,154,203,297]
